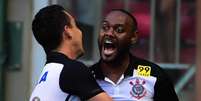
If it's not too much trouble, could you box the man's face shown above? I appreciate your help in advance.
[64,11,84,58]
[98,11,135,62]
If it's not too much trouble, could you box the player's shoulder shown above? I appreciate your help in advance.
[63,59,88,72]
[46,52,87,71]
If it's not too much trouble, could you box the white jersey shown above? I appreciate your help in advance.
[30,52,103,101]
[30,63,79,101]
[90,55,179,101]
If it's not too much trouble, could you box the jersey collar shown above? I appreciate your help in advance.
[90,54,139,80]
[46,51,70,64]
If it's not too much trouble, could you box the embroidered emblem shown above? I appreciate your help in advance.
[137,65,151,77]
[130,77,147,99]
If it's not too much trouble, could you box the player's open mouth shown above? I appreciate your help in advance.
[102,38,117,56]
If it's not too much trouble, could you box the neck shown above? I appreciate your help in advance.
[56,43,77,60]
[57,49,77,60]
[100,53,130,83]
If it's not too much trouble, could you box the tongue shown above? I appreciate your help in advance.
[104,47,115,55]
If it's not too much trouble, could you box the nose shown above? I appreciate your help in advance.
[105,27,114,36]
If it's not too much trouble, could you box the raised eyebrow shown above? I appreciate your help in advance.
[115,24,125,26]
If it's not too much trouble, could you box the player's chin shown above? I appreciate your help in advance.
[76,48,85,59]
[101,51,117,62]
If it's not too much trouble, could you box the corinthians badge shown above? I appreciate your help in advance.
[129,77,147,99]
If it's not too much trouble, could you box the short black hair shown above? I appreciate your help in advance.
[111,9,138,32]
[32,5,71,54]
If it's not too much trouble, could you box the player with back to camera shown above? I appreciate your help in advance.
[29,5,113,101]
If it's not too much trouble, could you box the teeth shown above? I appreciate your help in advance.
[105,39,112,44]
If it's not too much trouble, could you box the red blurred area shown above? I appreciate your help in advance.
[104,1,195,41]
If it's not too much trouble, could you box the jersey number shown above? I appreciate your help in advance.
[39,71,48,84]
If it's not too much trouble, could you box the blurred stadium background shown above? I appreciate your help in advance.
[0,0,200,101]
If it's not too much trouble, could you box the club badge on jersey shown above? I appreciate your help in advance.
[129,77,147,99]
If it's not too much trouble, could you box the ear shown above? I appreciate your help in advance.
[131,31,138,44]
[63,25,72,40]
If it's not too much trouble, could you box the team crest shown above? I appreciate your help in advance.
[129,77,147,99]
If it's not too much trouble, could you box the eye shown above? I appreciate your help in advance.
[101,23,110,32]
[114,24,125,33]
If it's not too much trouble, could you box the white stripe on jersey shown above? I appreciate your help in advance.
[29,63,81,101]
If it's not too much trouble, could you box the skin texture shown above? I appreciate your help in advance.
[99,11,137,62]
[56,11,84,60]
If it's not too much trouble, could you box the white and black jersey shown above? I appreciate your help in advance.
[90,55,179,101]
[30,52,104,101]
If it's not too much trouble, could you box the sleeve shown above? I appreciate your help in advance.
[59,61,104,100]
[153,67,179,101]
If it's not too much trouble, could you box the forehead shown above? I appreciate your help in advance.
[104,11,130,24]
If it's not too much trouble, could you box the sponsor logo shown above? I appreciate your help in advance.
[130,77,147,99]
[39,71,48,84]
[137,65,151,77]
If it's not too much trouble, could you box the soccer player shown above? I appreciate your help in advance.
[29,5,112,101]
[90,9,179,101]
